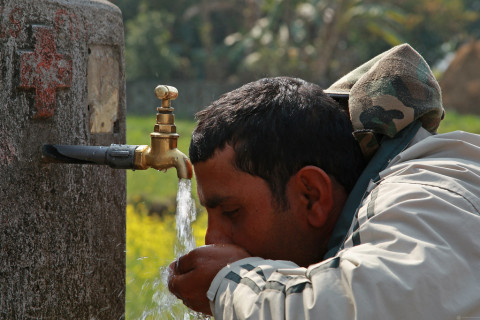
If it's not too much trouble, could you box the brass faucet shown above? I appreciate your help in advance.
[42,85,193,180]
[133,85,193,179]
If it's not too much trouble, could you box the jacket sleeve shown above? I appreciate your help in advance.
[206,181,480,320]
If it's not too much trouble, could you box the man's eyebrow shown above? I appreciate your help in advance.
[203,195,232,209]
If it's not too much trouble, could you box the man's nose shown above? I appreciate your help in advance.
[204,216,233,245]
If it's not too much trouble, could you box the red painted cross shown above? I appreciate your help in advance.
[19,25,72,119]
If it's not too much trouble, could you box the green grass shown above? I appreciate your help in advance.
[437,110,480,134]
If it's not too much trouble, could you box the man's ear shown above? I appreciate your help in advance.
[294,166,333,228]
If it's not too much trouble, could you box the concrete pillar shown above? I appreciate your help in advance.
[0,0,126,318]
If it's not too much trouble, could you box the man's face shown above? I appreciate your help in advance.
[194,145,321,266]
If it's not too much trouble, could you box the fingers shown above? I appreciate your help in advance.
[175,250,196,274]
[167,244,251,316]
[170,270,208,304]
[167,261,213,316]
[167,253,201,300]
[167,253,192,300]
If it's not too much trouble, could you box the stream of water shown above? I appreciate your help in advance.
[174,179,197,257]
[139,179,209,320]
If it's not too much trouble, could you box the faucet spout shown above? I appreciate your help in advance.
[134,144,192,179]
[172,148,193,180]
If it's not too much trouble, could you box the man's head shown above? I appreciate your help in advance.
[189,77,366,266]
[190,77,365,206]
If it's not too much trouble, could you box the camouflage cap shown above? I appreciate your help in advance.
[325,44,445,159]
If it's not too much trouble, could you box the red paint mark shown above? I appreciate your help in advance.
[83,20,92,42]
[19,26,72,119]
[55,9,82,41]
[9,8,22,37]
[0,6,24,38]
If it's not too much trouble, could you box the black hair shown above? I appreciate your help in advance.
[189,77,366,207]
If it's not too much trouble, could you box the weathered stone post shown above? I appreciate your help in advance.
[0,0,126,318]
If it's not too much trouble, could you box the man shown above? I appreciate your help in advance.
[168,44,480,319]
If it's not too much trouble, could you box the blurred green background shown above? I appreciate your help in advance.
[112,0,480,118]
[113,0,480,88]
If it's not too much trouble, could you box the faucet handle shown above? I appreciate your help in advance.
[155,85,178,109]
[155,85,178,104]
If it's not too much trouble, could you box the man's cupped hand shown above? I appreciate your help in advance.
[168,244,251,315]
